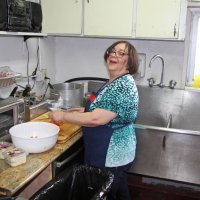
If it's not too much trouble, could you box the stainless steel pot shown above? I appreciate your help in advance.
[50,83,84,108]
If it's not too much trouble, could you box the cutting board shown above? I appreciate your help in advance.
[32,112,81,143]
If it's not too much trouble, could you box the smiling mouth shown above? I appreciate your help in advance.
[109,58,118,64]
[110,61,117,64]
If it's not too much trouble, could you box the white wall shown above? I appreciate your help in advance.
[0,35,185,99]
[0,36,56,97]
[54,37,185,89]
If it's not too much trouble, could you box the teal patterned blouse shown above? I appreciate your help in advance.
[89,74,139,167]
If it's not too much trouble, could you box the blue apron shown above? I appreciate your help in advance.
[82,82,131,168]
[82,89,113,168]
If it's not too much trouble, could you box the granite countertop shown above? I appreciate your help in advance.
[0,114,83,196]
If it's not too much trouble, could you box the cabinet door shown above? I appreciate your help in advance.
[41,0,82,35]
[136,0,182,39]
[84,0,133,37]
[130,128,164,176]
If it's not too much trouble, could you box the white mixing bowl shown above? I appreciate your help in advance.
[9,122,60,153]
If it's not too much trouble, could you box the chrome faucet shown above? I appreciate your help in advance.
[166,114,172,128]
[149,54,165,87]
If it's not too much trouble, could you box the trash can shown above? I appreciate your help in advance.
[30,165,114,200]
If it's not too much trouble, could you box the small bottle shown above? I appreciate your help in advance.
[193,75,200,88]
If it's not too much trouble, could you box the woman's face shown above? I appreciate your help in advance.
[106,43,129,75]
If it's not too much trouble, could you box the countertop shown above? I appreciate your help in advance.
[0,114,83,196]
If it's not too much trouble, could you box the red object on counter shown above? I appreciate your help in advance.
[51,120,64,131]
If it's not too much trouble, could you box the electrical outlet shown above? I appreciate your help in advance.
[36,68,47,82]
[36,70,42,82]
[41,68,47,79]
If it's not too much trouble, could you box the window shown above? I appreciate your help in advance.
[194,18,200,76]
[186,8,200,87]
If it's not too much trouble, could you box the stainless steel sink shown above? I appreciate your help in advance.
[136,86,200,131]
[130,86,200,185]
[129,127,200,185]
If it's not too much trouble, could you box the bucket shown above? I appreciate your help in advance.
[50,83,84,108]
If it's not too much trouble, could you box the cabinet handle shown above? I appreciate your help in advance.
[174,23,176,37]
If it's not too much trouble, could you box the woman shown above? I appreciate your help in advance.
[48,40,139,200]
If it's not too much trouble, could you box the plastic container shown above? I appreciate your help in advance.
[0,141,13,159]
[193,75,200,88]
[30,165,114,200]
[3,147,27,167]
[0,85,13,99]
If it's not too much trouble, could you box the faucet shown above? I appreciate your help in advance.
[169,80,177,89]
[149,54,165,87]
[166,114,172,128]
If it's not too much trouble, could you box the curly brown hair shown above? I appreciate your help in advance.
[104,40,139,75]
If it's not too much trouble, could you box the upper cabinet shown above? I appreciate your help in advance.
[83,0,134,37]
[135,0,187,39]
[41,0,82,35]
[40,0,187,40]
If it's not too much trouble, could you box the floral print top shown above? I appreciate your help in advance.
[89,74,139,167]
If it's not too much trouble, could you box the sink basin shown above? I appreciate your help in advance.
[136,86,200,132]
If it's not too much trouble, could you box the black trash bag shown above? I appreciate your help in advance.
[30,165,114,200]
[30,165,73,200]
[67,165,114,200]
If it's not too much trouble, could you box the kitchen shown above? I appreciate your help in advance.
[1,0,200,199]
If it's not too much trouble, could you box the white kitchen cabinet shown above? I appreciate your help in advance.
[83,0,134,37]
[135,0,187,39]
[41,0,187,39]
[41,0,82,35]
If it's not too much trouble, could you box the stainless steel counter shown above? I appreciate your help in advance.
[129,126,200,186]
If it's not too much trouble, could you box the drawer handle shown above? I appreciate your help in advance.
[55,147,83,168]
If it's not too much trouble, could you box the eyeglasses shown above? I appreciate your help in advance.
[107,49,129,58]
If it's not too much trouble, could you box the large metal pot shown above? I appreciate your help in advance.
[50,83,84,108]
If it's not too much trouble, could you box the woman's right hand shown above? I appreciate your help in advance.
[48,111,65,122]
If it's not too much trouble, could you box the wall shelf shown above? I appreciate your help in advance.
[0,31,47,37]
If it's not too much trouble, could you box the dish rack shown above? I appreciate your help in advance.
[0,66,21,88]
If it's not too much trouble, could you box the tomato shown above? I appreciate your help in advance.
[51,120,64,126]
